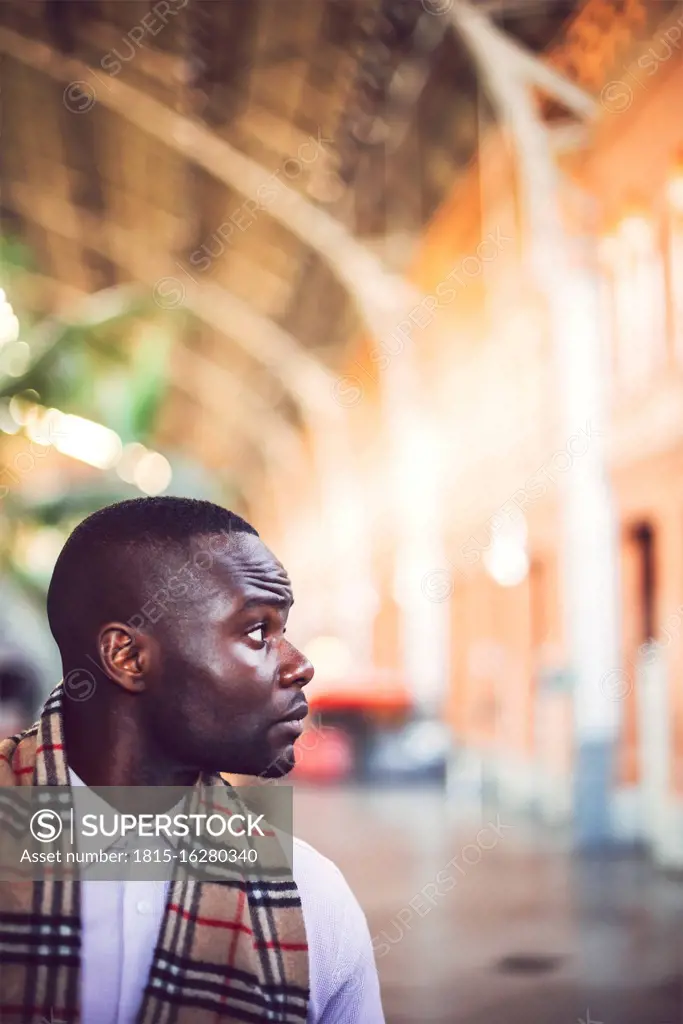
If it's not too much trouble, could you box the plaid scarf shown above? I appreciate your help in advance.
[0,682,309,1024]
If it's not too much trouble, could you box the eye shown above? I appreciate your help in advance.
[246,623,267,644]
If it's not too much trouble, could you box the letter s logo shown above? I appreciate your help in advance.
[30,809,63,843]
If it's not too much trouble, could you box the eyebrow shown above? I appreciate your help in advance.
[240,595,293,612]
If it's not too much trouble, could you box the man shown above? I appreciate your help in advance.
[0,496,385,1024]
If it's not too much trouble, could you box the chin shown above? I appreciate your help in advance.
[259,744,296,779]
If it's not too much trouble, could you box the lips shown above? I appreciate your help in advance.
[278,704,309,729]
[279,703,308,725]
[274,718,304,737]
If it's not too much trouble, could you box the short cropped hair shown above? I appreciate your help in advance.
[47,496,258,656]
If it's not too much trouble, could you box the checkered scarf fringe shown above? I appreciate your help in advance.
[0,682,309,1023]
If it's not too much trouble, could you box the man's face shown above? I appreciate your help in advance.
[142,531,314,777]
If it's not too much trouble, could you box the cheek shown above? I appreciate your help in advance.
[197,639,278,709]
[160,626,278,713]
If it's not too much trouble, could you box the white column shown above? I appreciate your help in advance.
[449,0,621,841]
[381,355,450,713]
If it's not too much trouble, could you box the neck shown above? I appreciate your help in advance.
[61,670,199,789]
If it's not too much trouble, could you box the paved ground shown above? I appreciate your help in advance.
[293,785,683,1024]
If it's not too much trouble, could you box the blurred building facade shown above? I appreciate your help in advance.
[254,0,683,865]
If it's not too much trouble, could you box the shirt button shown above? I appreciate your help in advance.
[136,900,153,915]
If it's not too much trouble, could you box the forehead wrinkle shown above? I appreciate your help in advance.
[219,541,291,587]
[191,569,292,625]
[195,538,293,607]
[239,569,292,594]
[234,578,293,612]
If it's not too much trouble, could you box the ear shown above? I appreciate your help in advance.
[98,623,153,694]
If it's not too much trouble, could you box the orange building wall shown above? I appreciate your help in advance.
[251,2,683,813]
[339,8,683,799]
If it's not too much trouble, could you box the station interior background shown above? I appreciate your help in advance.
[2,0,683,1020]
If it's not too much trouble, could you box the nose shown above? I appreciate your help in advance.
[278,639,314,690]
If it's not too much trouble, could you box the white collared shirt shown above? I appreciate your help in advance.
[68,768,384,1024]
